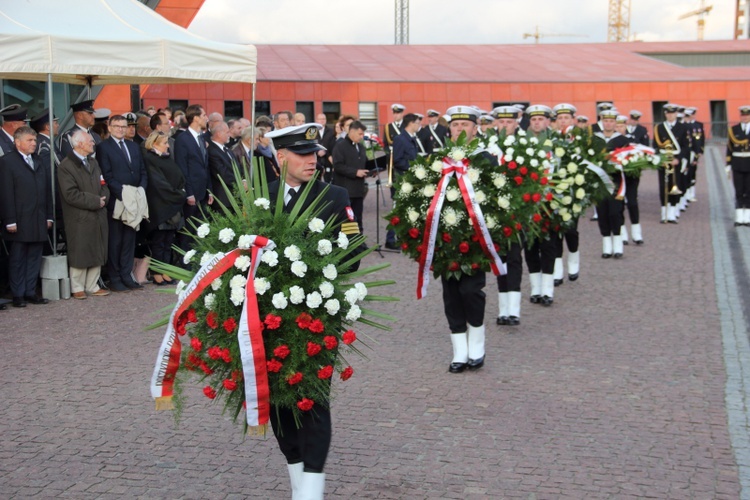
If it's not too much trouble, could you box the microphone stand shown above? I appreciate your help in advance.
[371,153,400,258]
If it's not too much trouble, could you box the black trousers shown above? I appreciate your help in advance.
[148,229,176,266]
[596,198,624,236]
[496,242,523,292]
[657,166,681,206]
[688,160,698,187]
[555,219,579,255]
[524,236,556,274]
[734,170,750,208]
[8,240,43,298]
[107,218,136,284]
[441,272,486,333]
[623,176,640,224]
[350,196,364,233]
[270,404,331,473]
[0,238,11,294]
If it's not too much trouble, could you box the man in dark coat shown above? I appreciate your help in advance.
[58,130,110,299]
[0,126,52,307]
[332,120,369,233]
[207,121,237,210]
[59,100,102,158]
[265,123,363,500]
[315,113,336,182]
[96,115,148,292]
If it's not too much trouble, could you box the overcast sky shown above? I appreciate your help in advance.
[189,0,737,45]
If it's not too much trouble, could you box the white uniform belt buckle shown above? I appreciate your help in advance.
[732,152,750,157]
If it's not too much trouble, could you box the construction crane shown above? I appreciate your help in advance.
[679,0,713,41]
[395,0,409,45]
[608,0,631,42]
[523,26,588,44]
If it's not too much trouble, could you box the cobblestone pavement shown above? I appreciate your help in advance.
[1,146,747,499]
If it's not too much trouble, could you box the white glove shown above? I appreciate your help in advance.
[726,165,732,178]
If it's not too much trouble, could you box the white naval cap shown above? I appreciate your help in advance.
[629,109,643,119]
[552,103,577,115]
[526,104,553,118]
[266,123,326,154]
[391,103,405,112]
[446,105,480,123]
[491,106,520,119]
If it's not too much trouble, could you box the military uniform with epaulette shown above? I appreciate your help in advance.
[726,105,750,226]
[684,107,704,203]
[653,104,691,224]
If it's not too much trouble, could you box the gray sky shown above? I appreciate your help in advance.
[189,0,736,45]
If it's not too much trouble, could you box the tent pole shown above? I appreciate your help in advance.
[47,73,57,257]
[249,83,256,186]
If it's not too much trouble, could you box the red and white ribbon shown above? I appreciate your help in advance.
[608,144,656,163]
[151,236,275,428]
[416,157,506,299]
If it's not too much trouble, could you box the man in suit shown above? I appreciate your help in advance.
[201,112,224,144]
[418,109,449,155]
[383,103,405,152]
[59,100,101,157]
[265,123,362,500]
[332,120,369,233]
[174,104,212,254]
[315,113,336,182]
[96,115,148,292]
[207,121,238,210]
[385,113,421,249]
[653,103,691,224]
[133,115,152,145]
[684,107,705,203]
[149,112,175,153]
[726,105,750,226]
[0,126,52,308]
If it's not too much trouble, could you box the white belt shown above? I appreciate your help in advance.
[732,152,750,157]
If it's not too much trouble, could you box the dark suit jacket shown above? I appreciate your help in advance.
[418,124,449,155]
[332,138,368,199]
[0,151,52,242]
[174,129,210,202]
[628,124,649,147]
[392,131,418,172]
[96,137,148,212]
[0,129,15,156]
[207,140,237,208]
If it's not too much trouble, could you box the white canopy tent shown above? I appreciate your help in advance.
[0,0,258,260]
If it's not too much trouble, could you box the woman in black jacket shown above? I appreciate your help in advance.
[143,131,186,285]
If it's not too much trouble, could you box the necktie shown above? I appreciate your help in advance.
[285,187,299,208]
[119,140,131,164]
[197,136,207,160]
[25,155,35,170]
[82,158,90,173]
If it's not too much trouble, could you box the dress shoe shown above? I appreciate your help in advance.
[384,241,400,250]
[467,356,485,370]
[541,295,553,306]
[448,361,467,373]
[613,253,623,259]
[24,295,49,305]
[668,220,678,224]
[72,291,87,300]
[602,253,612,259]
[590,215,598,221]
[568,273,579,281]
[109,282,131,293]
[660,219,667,224]
[12,297,27,308]
[507,316,520,326]
[634,240,644,245]
[553,278,563,287]
[90,289,110,297]
[124,280,144,290]
[496,316,509,325]
[622,240,629,246]
[529,295,541,304]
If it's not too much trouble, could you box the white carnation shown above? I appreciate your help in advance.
[537,150,547,158]
[408,209,420,223]
[319,281,335,298]
[525,147,535,156]
[567,162,578,173]
[503,136,516,146]
[272,292,288,309]
[554,147,566,157]
[317,239,333,256]
[199,252,213,266]
[306,291,323,309]
[237,234,253,249]
[529,137,539,145]
[561,211,572,222]
[575,174,585,186]
[204,293,216,309]
[253,197,270,210]
[182,249,196,264]
[337,232,349,249]
[322,264,338,280]
[519,138,528,146]
[284,245,301,261]
[261,250,279,267]
[344,288,360,305]
[354,282,368,300]
[196,224,210,238]
[443,208,458,227]
[449,148,465,161]
[234,255,251,272]
[497,196,510,209]
[572,204,582,214]
[474,191,487,204]
[576,188,586,200]
[414,166,427,180]
[562,195,573,205]
[588,149,595,155]
[530,158,539,167]
[431,160,443,172]
[346,304,362,321]
[558,168,568,177]
[324,298,341,315]
[308,218,325,233]
[423,185,436,197]
[467,168,480,183]
[446,188,460,202]
[515,156,525,164]
[289,285,305,304]
[291,260,308,278]
[486,215,497,229]
[218,228,236,244]
[211,277,222,291]
[229,274,247,289]
[400,182,413,194]
[254,277,270,295]
[493,174,507,189]
[505,147,515,157]
[230,287,245,306]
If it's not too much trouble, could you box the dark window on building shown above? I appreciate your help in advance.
[225,100,243,119]
[296,101,314,122]
[323,102,341,124]
[710,100,727,139]
[651,101,669,125]
[255,100,271,119]
[169,99,189,113]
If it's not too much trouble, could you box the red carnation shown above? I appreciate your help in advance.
[342,330,357,345]
[416,244,424,253]
[317,365,334,380]
[307,342,322,356]
[221,348,232,363]
[186,308,198,323]
[408,227,420,239]
[223,317,237,334]
[523,193,531,203]
[203,386,217,399]
[515,222,523,230]
[223,379,237,391]
[185,353,200,370]
[207,346,222,360]
[442,233,452,243]
[190,337,203,352]
[448,261,460,271]
[514,176,523,186]
[297,398,315,411]
[530,172,539,181]
[309,319,325,334]
[323,335,338,350]
[503,226,513,237]
[519,166,528,176]
[471,262,480,270]
[266,358,283,373]
[533,213,542,223]
[264,314,282,330]
[494,243,500,252]
[340,366,354,381]
[540,177,549,185]
[546,192,554,201]
[508,161,517,170]
[401,242,409,250]
[532,193,542,203]
[231,370,243,381]
[296,313,313,330]
[206,311,218,329]
[274,345,291,359]
[287,372,303,385]
[458,242,470,254]
[390,216,400,226]
[200,363,213,375]
[175,317,187,335]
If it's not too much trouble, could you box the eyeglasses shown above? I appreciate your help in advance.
[111,125,127,129]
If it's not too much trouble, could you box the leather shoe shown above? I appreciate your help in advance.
[449,361,467,373]
[668,220,678,224]
[507,316,520,326]
[24,295,48,305]
[568,273,579,281]
[12,297,26,308]
[496,316,509,325]
[541,295,553,306]
[553,278,563,287]
[529,295,541,304]
[90,289,110,297]
[602,253,612,259]
[634,240,644,245]
[124,280,144,290]
[72,291,87,300]
[467,356,484,370]
[613,253,623,259]
[109,282,131,293]
[622,240,629,246]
